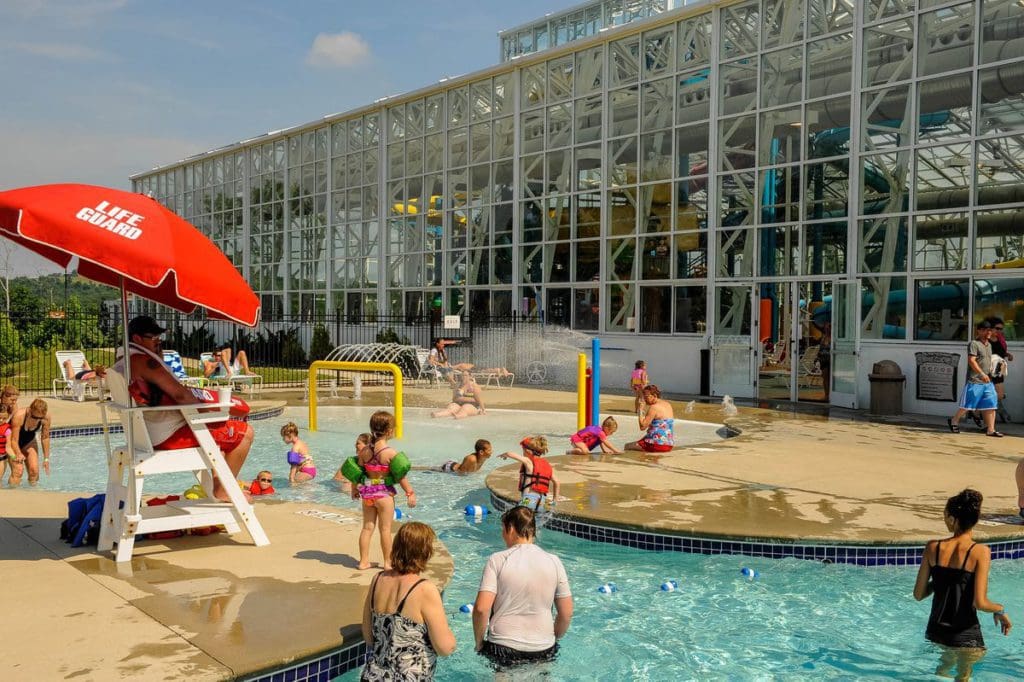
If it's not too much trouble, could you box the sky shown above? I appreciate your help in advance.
[0,0,557,275]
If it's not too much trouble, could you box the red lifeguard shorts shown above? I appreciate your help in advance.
[156,419,249,454]
[638,440,673,453]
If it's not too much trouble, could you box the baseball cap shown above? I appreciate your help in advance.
[127,315,166,338]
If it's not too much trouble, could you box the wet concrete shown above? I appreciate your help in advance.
[487,400,1024,545]
[0,490,453,681]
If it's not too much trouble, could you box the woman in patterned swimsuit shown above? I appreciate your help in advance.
[360,522,456,681]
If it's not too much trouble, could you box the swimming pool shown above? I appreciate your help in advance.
[33,407,1024,680]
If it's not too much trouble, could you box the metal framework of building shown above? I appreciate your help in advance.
[132,0,1024,410]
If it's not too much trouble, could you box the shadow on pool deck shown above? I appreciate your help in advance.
[0,491,453,681]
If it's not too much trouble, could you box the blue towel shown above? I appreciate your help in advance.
[163,351,188,381]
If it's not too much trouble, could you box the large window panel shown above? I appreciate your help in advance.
[762,0,804,49]
[674,285,707,333]
[575,239,601,281]
[720,60,758,117]
[640,132,673,182]
[718,115,756,171]
[678,13,712,67]
[546,287,573,327]
[720,0,760,60]
[643,26,675,78]
[676,231,708,279]
[607,237,636,281]
[864,17,915,87]
[676,69,711,125]
[718,171,757,228]
[913,212,968,271]
[761,46,803,108]
[641,235,672,280]
[975,208,1024,268]
[804,222,847,275]
[918,75,973,143]
[606,282,636,332]
[759,225,798,276]
[608,186,638,235]
[758,167,801,224]
[758,106,803,165]
[547,103,573,149]
[860,216,908,273]
[575,94,603,144]
[575,144,602,192]
[575,192,602,238]
[575,46,603,96]
[861,85,913,151]
[861,152,910,215]
[610,37,641,86]
[804,161,850,219]
[574,288,600,330]
[918,3,974,78]
[807,34,852,98]
[861,276,907,340]
[915,278,969,341]
[718,228,754,278]
[522,64,545,109]
[676,123,709,178]
[974,277,1024,339]
[641,77,673,132]
[915,143,971,210]
[610,86,639,137]
[982,0,1024,64]
[976,136,1024,206]
[640,286,672,333]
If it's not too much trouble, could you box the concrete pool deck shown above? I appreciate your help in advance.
[481,395,1024,548]
[0,489,453,682]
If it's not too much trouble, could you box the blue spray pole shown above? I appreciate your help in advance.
[591,337,601,426]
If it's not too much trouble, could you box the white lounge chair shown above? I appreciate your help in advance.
[97,369,269,562]
[200,351,264,397]
[415,348,443,385]
[52,350,103,402]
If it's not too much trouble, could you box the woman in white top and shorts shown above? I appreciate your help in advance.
[472,506,574,670]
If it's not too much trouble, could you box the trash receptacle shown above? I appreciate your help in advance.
[868,360,905,415]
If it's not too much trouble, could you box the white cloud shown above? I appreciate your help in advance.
[306,31,370,69]
[8,41,111,61]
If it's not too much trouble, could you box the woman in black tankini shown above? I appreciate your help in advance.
[913,489,1012,680]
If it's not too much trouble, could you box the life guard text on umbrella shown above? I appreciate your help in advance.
[75,200,144,240]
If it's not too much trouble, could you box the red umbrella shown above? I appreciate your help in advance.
[0,183,259,326]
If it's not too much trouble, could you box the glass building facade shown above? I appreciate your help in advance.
[133,0,1024,409]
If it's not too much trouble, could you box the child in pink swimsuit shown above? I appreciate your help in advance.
[568,416,621,454]
[355,411,416,570]
[282,421,316,484]
[631,360,649,413]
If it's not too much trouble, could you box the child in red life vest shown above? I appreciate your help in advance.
[248,470,276,496]
[567,416,620,455]
[500,435,560,512]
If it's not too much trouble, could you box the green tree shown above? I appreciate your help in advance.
[0,314,26,368]
[309,324,333,361]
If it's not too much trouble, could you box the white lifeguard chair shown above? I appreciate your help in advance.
[97,369,269,562]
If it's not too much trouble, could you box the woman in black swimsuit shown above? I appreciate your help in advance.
[913,489,1012,680]
[9,398,51,485]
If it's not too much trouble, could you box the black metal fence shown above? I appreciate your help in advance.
[0,311,568,393]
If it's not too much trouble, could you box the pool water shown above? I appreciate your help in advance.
[33,407,1024,680]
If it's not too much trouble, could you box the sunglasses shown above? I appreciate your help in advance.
[30,412,46,419]
[258,477,273,483]
[995,327,1005,331]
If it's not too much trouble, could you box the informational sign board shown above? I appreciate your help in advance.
[443,315,461,330]
[915,352,960,401]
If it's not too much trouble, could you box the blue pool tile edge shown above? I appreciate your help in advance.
[488,493,1024,566]
[48,406,285,440]
[241,641,368,682]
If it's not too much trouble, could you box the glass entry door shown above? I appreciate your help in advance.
[829,280,859,408]
[757,282,795,401]
[711,285,756,398]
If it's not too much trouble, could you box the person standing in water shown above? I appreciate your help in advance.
[913,488,1011,681]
